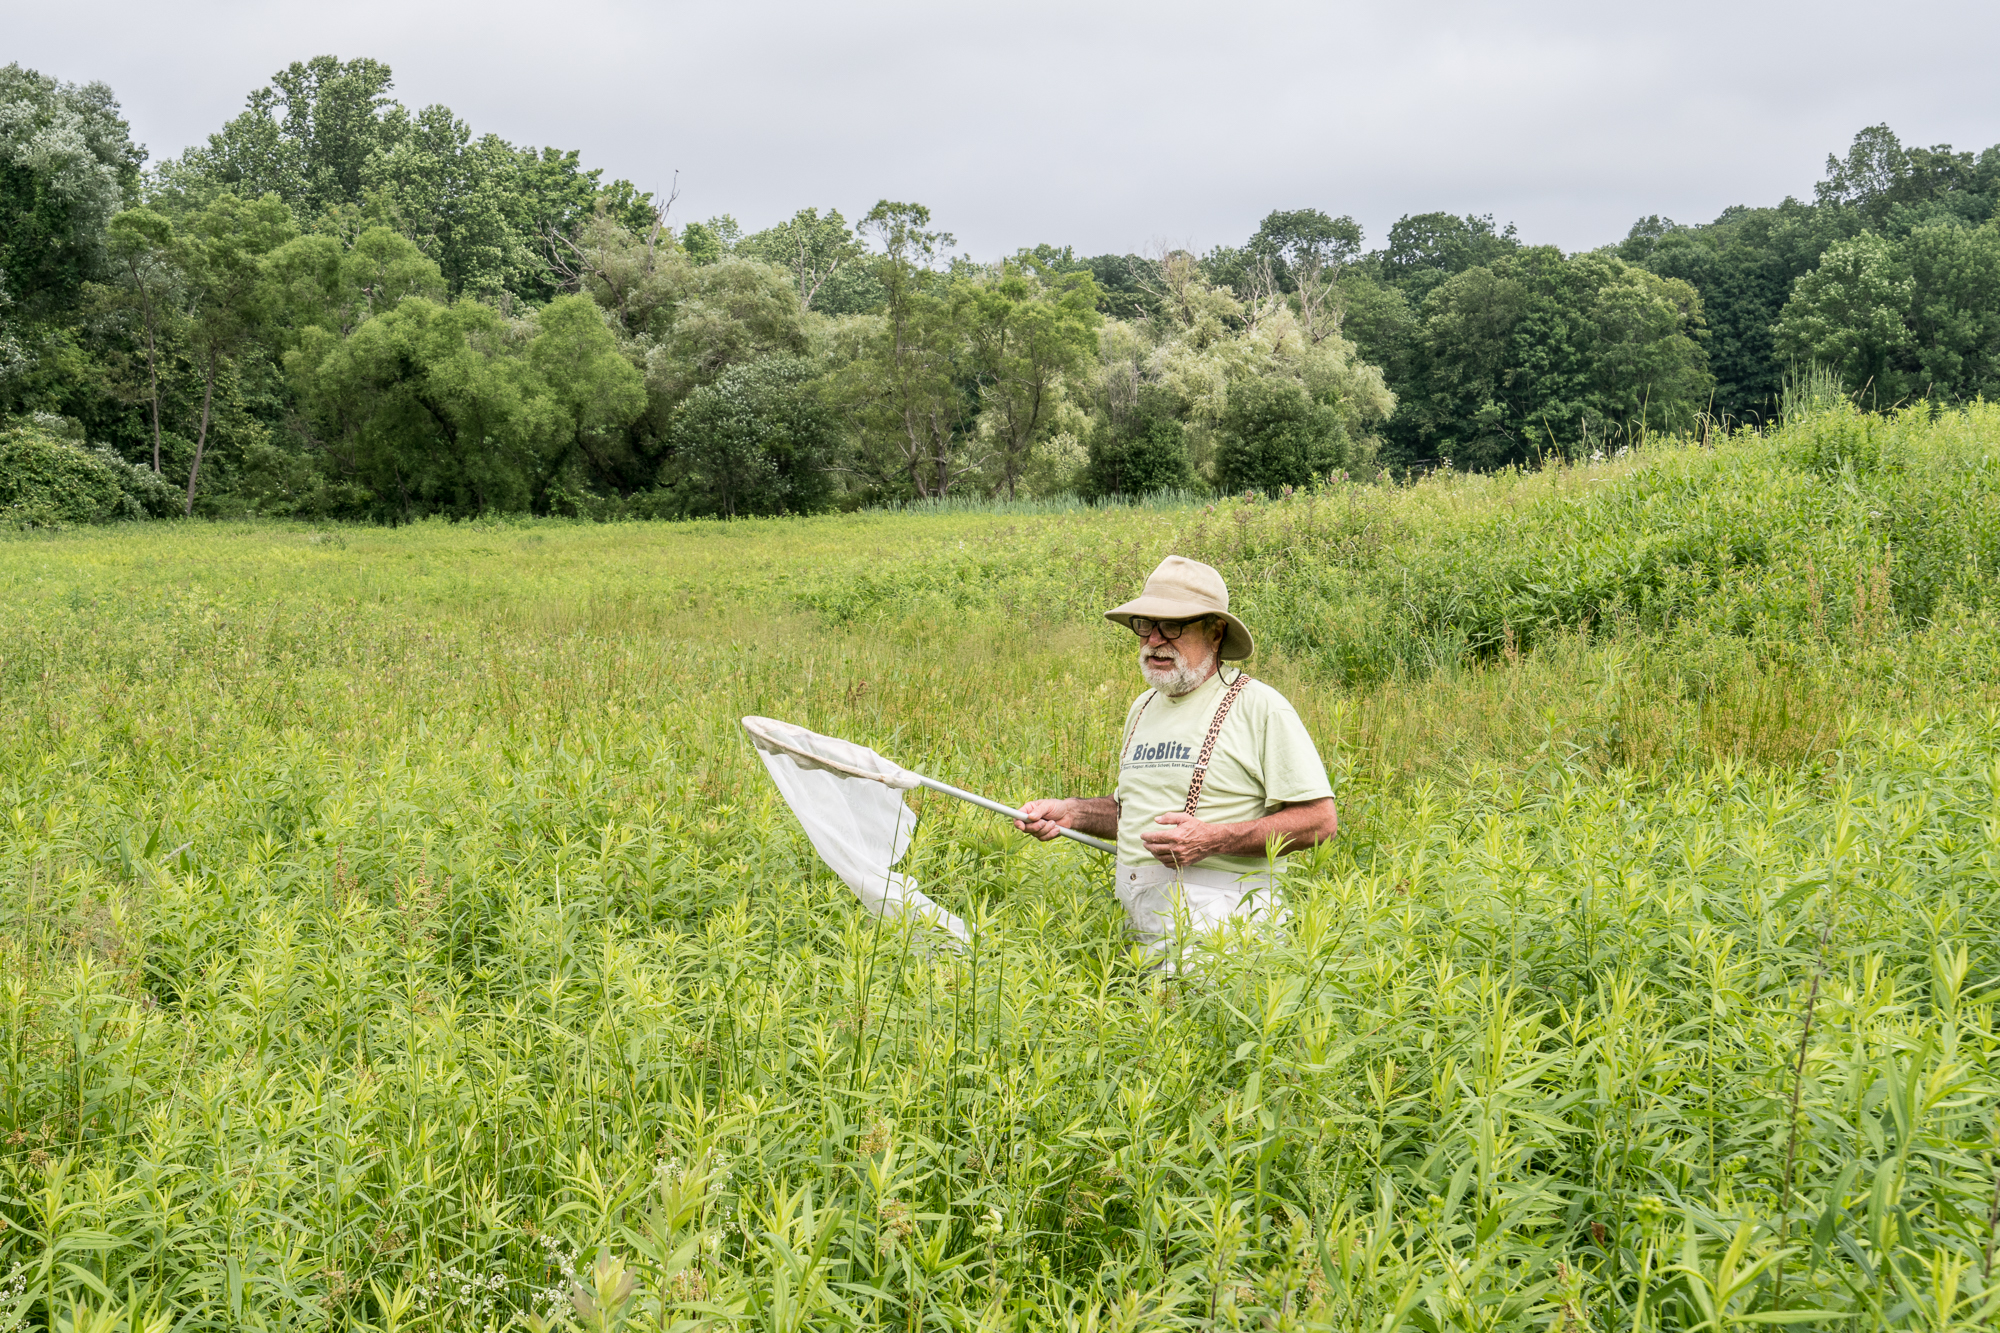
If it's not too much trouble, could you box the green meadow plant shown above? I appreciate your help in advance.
[1,407,1998,1330]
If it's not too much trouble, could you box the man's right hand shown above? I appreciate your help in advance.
[1015,798,1078,841]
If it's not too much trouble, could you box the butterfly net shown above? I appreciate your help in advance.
[742,716,970,944]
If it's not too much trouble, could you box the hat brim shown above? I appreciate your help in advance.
[1105,596,1254,660]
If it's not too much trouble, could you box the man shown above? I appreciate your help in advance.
[1016,555,1337,954]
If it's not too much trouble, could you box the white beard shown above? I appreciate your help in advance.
[1139,640,1213,697]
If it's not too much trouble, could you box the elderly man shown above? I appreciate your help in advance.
[1016,555,1338,953]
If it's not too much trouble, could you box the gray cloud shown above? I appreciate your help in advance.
[13,0,1999,257]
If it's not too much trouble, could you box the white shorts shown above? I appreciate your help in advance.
[1114,862,1287,960]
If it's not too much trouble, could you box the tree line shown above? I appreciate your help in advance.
[3,55,1997,522]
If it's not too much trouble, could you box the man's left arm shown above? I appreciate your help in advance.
[1140,798,1337,867]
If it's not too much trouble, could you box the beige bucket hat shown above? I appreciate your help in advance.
[1105,556,1254,660]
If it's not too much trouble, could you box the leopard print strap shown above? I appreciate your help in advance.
[1184,671,1252,815]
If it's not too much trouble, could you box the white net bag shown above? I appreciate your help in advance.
[743,716,970,944]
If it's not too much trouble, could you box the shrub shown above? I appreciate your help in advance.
[0,414,178,526]
[1082,402,1191,500]
[1212,376,1349,493]
[664,356,839,517]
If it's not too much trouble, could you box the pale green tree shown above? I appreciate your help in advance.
[639,260,811,409]
[560,210,811,493]
[0,63,145,313]
[1148,267,1393,453]
[737,208,866,310]
[830,201,976,498]
[563,207,685,337]
[1245,208,1364,342]
[964,265,1101,497]
[262,225,445,342]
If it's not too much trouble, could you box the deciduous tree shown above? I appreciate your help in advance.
[1624,200,1860,423]
[1375,212,1519,303]
[0,63,144,316]
[737,208,866,311]
[177,193,296,513]
[1246,208,1363,341]
[1213,376,1349,493]
[168,56,399,215]
[103,208,181,472]
[1816,124,1999,231]
[262,224,445,343]
[965,265,1100,498]
[1776,223,2000,406]
[831,201,978,499]
[1408,247,1711,468]
[1083,389,1190,500]
[289,295,554,517]
[527,293,646,503]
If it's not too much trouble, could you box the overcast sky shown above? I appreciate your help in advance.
[12,0,2000,259]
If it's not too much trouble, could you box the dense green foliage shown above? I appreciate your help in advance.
[1082,395,1190,500]
[1612,126,2000,427]
[1775,225,2000,407]
[0,64,145,321]
[1616,202,1859,424]
[4,410,1999,1330]
[666,356,840,518]
[1342,248,1711,470]
[0,414,175,524]
[1213,378,1351,494]
[2,55,1995,517]
[158,56,651,302]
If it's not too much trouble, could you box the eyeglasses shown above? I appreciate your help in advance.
[1128,616,1206,641]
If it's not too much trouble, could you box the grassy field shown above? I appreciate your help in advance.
[4,404,2000,1331]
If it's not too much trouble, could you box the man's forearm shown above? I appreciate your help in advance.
[1212,799,1338,857]
[1139,797,1338,866]
[1060,797,1121,838]
[1015,795,1119,843]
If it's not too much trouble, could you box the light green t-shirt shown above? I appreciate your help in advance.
[1113,670,1333,876]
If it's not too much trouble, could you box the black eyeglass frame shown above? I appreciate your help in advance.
[1127,616,1210,641]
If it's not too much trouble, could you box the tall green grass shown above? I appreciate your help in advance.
[2,406,1998,1331]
